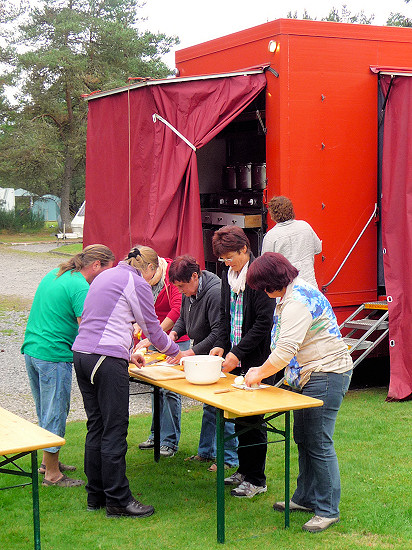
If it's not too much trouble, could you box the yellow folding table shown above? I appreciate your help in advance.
[0,407,65,550]
[129,366,323,543]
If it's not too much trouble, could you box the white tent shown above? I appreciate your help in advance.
[0,188,15,211]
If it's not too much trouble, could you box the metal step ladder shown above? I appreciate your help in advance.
[274,301,389,387]
[340,301,389,368]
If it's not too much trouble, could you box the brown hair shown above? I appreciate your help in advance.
[247,252,299,292]
[57,244,115,277]
[124,245,159,272]
[169,255,201,283]
[268,196,295,223]
[212,225,250,257]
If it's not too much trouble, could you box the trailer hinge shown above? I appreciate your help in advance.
[265,66,279,78]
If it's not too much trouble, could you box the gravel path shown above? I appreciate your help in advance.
[0,243,198,424]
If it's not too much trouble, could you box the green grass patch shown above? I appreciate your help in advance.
[52,242,83,255]
[0,294,32,312]
[0,388,411,549]
[0,230,57,243]
[0,328,16,336]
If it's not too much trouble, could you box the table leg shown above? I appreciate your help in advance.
[31,450,41,550]
[284,410,290,528]
[216,409,225,544]
[153,386,160,463]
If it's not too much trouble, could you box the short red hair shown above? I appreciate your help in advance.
[247,252,299,292]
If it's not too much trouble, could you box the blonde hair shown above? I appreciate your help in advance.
[125,245,159,272]
[57,244,115,277]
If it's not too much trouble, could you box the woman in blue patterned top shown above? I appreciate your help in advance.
[245,252,353,533]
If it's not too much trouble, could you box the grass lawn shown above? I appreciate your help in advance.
[0,388,410,549]
[0,229,57,243]
[53,242,83,255]
[0,228,82,256]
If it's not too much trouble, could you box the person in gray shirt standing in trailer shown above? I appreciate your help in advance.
[261,196,322,288]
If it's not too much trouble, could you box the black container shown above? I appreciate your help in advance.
[236,163,252,189]
[223,166,237,190]
[252,163,267,189]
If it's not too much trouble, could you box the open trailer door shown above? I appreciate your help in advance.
[372,66,412,400]
[83,70,267,265]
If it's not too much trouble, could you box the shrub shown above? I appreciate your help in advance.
[0,208,45,232]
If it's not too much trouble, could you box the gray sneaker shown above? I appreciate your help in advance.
[224,472,245,486]
[138,438,154,450]
[302,515,339,532]
[230,481,267,498]
[159,445,176,457]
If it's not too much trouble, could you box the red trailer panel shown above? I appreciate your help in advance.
[176,20,412,311]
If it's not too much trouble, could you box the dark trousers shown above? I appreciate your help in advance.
[73,352,132,507]
[233,372,274,487]
[235,414,267,486]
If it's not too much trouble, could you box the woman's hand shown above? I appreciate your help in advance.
[167,348,194,364]
[134,337,150,350]
[222,351,239,373]
[244,367,264,387]
[210,347,224,357]
[169,330,178,342]
[130,352,146,369]
[166,350,182,365]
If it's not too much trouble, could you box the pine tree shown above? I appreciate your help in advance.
[0,0,178,229]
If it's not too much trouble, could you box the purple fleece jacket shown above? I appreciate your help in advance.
[72,262,179,361]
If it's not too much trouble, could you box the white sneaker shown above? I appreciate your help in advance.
[159,445,176,457]
[138,438,154,450]
[230,481,267,498]
[302,515,340,532]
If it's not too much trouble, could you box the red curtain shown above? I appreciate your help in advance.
[380,75,412,400]
[84,73,267,265]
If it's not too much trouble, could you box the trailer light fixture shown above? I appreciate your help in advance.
[268,40,277,53]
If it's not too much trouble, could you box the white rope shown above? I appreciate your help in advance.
[152,113,196,151]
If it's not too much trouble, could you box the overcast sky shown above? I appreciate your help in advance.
[138,0,412,67]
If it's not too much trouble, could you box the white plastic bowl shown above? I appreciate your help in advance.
[181,355,224,385]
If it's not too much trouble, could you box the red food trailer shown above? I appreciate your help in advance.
[83,19,412,399]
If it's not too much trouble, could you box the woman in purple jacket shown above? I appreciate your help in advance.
[73,247,181,518]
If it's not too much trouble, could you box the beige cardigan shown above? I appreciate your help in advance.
[268,277,352,388]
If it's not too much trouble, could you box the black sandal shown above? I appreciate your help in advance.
[38,462,77,475]
[42,474,84,487]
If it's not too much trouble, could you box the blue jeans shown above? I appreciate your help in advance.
[24,354,72,453]
[198,404,239,467]
[147,339,190,450]
[149,389,181,450]
[292,370,352,518]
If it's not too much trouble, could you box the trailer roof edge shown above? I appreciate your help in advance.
[83,68,268,101]
[370,65,412,76]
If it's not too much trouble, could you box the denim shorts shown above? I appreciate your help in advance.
[24,354,72,453]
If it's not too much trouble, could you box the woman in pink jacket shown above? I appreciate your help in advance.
[133,246,190,458]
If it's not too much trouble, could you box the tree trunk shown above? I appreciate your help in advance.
[60,75,74,232]
[60,147,73,232]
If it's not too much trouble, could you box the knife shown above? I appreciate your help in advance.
[145,359,161,366]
